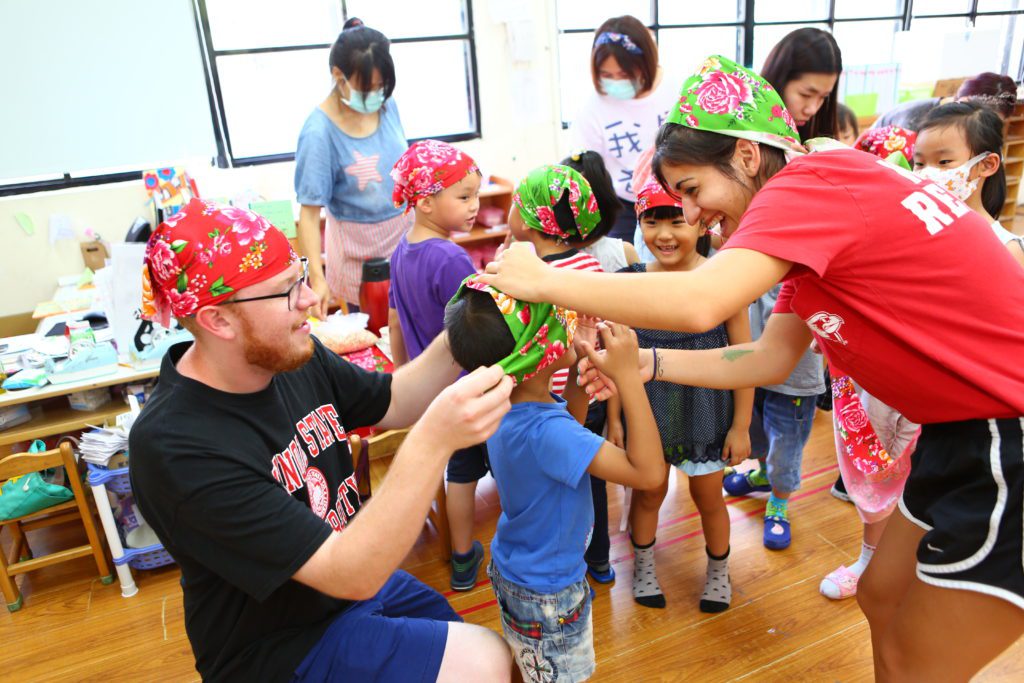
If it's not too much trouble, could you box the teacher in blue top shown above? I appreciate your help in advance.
[295,18,411,318]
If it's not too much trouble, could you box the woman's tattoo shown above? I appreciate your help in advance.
[656,350,665,378]
[723,349,754,362]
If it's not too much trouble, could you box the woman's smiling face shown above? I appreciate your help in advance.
[658,151,757,242]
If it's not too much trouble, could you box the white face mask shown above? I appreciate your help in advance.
[915,153,989,201]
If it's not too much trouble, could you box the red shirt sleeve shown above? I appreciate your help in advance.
[722,154,865,278]
[773,280,796,314]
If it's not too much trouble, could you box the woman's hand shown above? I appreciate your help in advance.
[721,426,751,467]
[479,242,548,301]
[310,276,332,320]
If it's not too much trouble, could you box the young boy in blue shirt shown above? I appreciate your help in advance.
[445,272,663,682]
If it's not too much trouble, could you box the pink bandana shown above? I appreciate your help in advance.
[142,198,296,326]
[390,139,479,214]
[634,177,683,215]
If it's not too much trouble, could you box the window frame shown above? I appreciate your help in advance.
[556,0,1024,127]
[1,0,481,196]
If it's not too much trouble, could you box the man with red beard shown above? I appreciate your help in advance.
[130,199,514,682]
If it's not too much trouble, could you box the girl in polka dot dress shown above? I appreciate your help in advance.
[609,178,753,613]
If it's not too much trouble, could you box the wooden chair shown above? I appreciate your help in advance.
[0,442,112,611]
[349,430,451,561]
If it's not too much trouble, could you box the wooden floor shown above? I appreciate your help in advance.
[3,409,1023,682]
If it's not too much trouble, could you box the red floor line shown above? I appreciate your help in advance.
[453,481,835,614]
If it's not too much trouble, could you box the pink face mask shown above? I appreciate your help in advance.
[915,153,990,201]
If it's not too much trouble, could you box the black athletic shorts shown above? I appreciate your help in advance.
[900,417,1024,610]
[445,443,489,484]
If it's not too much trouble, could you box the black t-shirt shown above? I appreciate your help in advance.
[129,339,392,682]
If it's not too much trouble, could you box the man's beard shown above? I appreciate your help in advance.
[238,312,314,374]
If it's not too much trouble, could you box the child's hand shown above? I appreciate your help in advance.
[573,314,600,354]
[588,322,639,383]
[607,419,625,449]
[721,426,751,466]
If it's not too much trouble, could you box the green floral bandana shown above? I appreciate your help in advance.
[512,165,601,241]
[667,55,804,155]
[448,275,578,385]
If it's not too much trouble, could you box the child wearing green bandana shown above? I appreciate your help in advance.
[444,278,663,682]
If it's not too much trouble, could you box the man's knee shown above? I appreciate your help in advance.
[438,622,512,682]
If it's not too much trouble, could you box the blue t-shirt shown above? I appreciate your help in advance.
[388,236,477,360]
[294,104,408,223]
[488,396,606,593]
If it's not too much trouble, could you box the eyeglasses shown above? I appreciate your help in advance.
[220,257,309,311]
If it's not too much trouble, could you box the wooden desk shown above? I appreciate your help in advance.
[0,363,158,451]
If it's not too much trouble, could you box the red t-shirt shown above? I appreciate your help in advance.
[723,148,1024,424]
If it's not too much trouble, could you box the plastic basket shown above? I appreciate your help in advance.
[117,543,175,570]
[86,463,132,495]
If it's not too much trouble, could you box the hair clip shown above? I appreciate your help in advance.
[595,31,643,55]
[569,149,586,162]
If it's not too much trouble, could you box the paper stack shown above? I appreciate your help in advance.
[79,426,129,466]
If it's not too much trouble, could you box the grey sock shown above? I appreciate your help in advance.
[700,547,731,613]
[631,538,666,609]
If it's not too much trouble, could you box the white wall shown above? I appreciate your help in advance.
[0,0,572,317]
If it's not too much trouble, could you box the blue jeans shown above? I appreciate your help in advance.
[487,562,595,682]
[748,388,817,493]
[292,570,460,682]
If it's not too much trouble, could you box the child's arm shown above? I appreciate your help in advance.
[388,308,409,367]
[563,361,589,425]
[623,242,641,266]
[582,323,664,490]
[605,394,624,448]
[722,308,753,465]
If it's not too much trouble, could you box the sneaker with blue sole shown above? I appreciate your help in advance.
[450,540,484,591]
[45,342,119,385]
[763,514,792,550]
[586,564,616,584]
[723,471,772,496]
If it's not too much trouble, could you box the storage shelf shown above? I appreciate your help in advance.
[453,226,509,246]
[0,365,158,409]
[0,401,129,448]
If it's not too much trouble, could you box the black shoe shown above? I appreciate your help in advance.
[830,474,852,503]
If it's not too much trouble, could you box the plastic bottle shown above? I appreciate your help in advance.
[359,258,390,335]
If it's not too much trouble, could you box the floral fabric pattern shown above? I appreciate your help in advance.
[141,197,297,327]
[854,125,916,170]
[634,177,683,216]
[512,165,601,241]
[448,275,578,385]
[668,55,804,155]
[390,139,479,214]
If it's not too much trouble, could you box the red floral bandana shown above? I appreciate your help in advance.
[854,125,916,167]
[634,177,683,216]
[390,139,479,214]
[141,198,297,326]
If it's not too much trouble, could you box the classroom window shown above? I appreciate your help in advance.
[197,0,480,165]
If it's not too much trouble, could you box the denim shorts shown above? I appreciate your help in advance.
[749,388,817,493]
[487,562,595,682]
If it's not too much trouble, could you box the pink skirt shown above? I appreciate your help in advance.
[832,376,919,524]
[325,211,413,305]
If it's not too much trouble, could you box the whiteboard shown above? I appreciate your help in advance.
[0,0,216,183]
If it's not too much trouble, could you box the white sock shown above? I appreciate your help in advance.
[850,541,876,577]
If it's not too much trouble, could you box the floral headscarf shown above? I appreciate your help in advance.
[634,176,683,216]
[391,139,479,214]
[142,198,297,327]
[668,55,804,155]
[448,275,578,385]
[512,165,601,241]
[854,125,916,171]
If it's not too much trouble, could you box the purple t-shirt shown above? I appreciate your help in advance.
[388,235,477,360]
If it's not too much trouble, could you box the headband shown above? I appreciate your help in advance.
[595,31,643,55]
[391,139,479,214]
[512,165,601,241]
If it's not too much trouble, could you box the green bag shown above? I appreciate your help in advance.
[0,440,74,521]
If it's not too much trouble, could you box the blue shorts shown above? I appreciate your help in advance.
[487,561,595,682]
[292,570,461,682]
[749,388,817,493]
